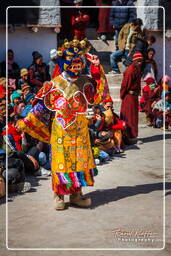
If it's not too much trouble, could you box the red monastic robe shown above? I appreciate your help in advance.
[120,63,141,138]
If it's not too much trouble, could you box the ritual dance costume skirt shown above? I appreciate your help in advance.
[50,114,98,195]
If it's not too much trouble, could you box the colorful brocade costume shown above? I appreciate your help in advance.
[18,64,110,194]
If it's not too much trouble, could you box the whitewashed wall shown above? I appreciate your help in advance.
[0,27,57,69]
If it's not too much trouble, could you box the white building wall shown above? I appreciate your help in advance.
[0,27,57,69]
[136,1,171,80]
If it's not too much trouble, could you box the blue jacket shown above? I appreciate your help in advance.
[109,0,137,30]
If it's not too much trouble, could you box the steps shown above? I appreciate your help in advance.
[88,34,147,124]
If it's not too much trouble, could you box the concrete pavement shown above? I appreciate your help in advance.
[0,126,171,256]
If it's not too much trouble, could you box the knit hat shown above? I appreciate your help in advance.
[132,52,143,61]
[21,83,30,92]
[11,91,21,102]
[102,97,113,104]
[10,91,21,107]
[32,51,42,61]
[146,77,155,85]
[50,49,57,59]
[20,68,28,77]
[25,93,35,103]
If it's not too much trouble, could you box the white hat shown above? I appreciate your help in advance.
[50,49,57,59]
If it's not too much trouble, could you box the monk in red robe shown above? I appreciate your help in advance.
[120,52,143,142]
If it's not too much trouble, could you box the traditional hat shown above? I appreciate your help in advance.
[132,52,143,61]
[20,68,28,77]
[21,83,30,92]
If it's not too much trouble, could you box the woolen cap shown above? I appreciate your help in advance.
[21,83,30,92]
[132,52,143,61]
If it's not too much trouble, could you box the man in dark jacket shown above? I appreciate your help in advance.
[124,35,156,67]
[110,0,136,50]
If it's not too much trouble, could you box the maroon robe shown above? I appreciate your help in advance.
[120,63,142,138]
[143,86,161,120]
[96,0,113,34]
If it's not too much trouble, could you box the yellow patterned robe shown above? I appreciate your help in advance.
[18,65,110,194]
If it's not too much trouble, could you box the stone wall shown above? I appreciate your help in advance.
[38,0,61,25]
[136,0,162,30]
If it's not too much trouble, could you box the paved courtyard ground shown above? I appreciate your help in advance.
[0,126,171,256]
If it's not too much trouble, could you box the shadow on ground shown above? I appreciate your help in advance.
[141,133,171,144]
[86,182,171,209]
[0,176,50,205]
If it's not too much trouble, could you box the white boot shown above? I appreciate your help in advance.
[70,191,91,208]
[54,193,65,210]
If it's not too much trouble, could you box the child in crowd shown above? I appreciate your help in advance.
[102,98,125,153]
[21,83,31,99]
[18,68,29,89]
[142,48,158,81]
[20,92,35,118]
[87,105,110,164]
[152,91,171,130]
[140,77,162,126]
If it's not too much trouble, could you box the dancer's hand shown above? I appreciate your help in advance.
[87,54,100,66]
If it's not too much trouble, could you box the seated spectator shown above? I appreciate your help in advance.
[124,35,156,68]
[142,48,158,81]
[1,49,20,81]
[109,18,144,74]
[152,91,171,130]
[18,68,29,89]
[10,90,21,108]
[1,114,51,176]
[0,151,31,194]
[140,77,161,126]
[28,51,50,94]
[21,83,31,99]
[102,98,125,152]
[87,105,110,163]
[20,93,35,118]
